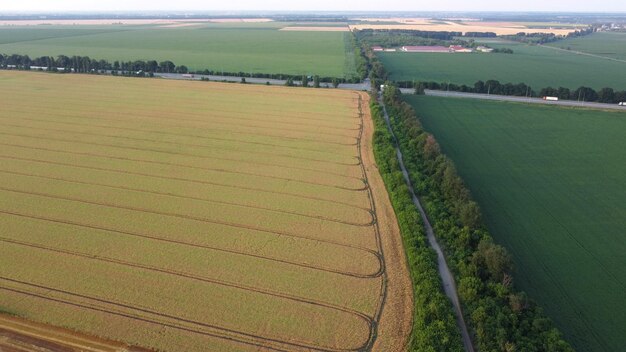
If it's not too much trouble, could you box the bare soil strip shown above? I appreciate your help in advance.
[358,93,414,352]
[0,314,151,352]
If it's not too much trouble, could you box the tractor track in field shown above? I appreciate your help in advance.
[0,111,359,153]
[0,280,368,352]
[353,93,387,352]
[0,110,358,147]
[7,86,359,122]
[0,93,383,352]
[0,124,363,177]
[0,127,358,178]
[2,105,361,136]
[0,143,367,191]
[0,237,376,326]
[41,111,364,139]
[16,103,362,131]
[0,209,382,279]
[0,115,361,165]
[0,187,381,268]
[5,87,361,123]
[0,153,371,211]
[0,169,376,227]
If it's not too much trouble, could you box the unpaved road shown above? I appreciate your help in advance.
[540,44,626,64]
[378,95,475,352]
[0,314,151,352]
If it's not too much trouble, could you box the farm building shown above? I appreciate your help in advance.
[476,46,494,53]
[401,45,450,53]
[449,45,474,53]
[372,46,384,51]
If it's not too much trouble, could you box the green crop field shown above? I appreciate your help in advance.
[379,42,626,90]
[0,71,398,352]
[0,23,354,77]
[546,32,626,61]
[405,95,626,352]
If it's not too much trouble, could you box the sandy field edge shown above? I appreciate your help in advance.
[0,314,151,351]
[359,92,414,352]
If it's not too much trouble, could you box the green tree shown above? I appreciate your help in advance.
[313,75,320,88]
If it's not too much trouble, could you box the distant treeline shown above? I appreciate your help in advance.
[503,27,595,44]
[402,79,626,104]
[0,53,359,83]
[380,85,574,352]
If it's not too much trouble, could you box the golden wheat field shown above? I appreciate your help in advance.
[0,71,411,352]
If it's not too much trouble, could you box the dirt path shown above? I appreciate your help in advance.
[0,314,151,352]
[359,93,414,352]
[378,95,475,352]
[540,44,626,64]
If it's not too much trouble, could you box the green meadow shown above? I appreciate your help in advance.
[379,42,626,90]
[0,23,354,77]
[405,95,626,352]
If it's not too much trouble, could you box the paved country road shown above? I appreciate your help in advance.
[155,73,625,111]
[378,94,475,352]
[419,89,626,111]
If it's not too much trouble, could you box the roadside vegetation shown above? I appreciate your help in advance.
[406,79,626,104]
[370,100,464,352]
[360,30,575,349]
[381,86,574,352]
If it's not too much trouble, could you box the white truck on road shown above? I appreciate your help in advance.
[543,96,559,101]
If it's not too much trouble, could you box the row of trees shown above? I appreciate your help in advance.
[369,100,465,351]
[405,79,626,104]
[0,53,188,73]
[0,53,357,83]
[381,85,574,352]
[358,29,575,350]
[503,27,595,44]
[354,29,468,49]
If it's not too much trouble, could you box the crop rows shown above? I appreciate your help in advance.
[0,71,389,351]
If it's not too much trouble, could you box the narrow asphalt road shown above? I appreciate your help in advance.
[155,72,370,90]
[378,95,475,352]
[419,89,626,111]
[156,73,625,111]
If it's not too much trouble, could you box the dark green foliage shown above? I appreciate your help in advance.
[370,100,464,352]
[381,85,574,352]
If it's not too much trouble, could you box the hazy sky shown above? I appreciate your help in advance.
[1,0,625,12]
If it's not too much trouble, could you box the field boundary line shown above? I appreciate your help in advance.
[0,151,371,211]
[0,210,381,278]
[3,86,361,121]
[0,121,363,177]
[353,93,387,351]
[0,137,366,191]
[0,237,376,325]
[0,169,375,227]
[0,114,361,165]
[0,187,381,264]
[0,278,370,352]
